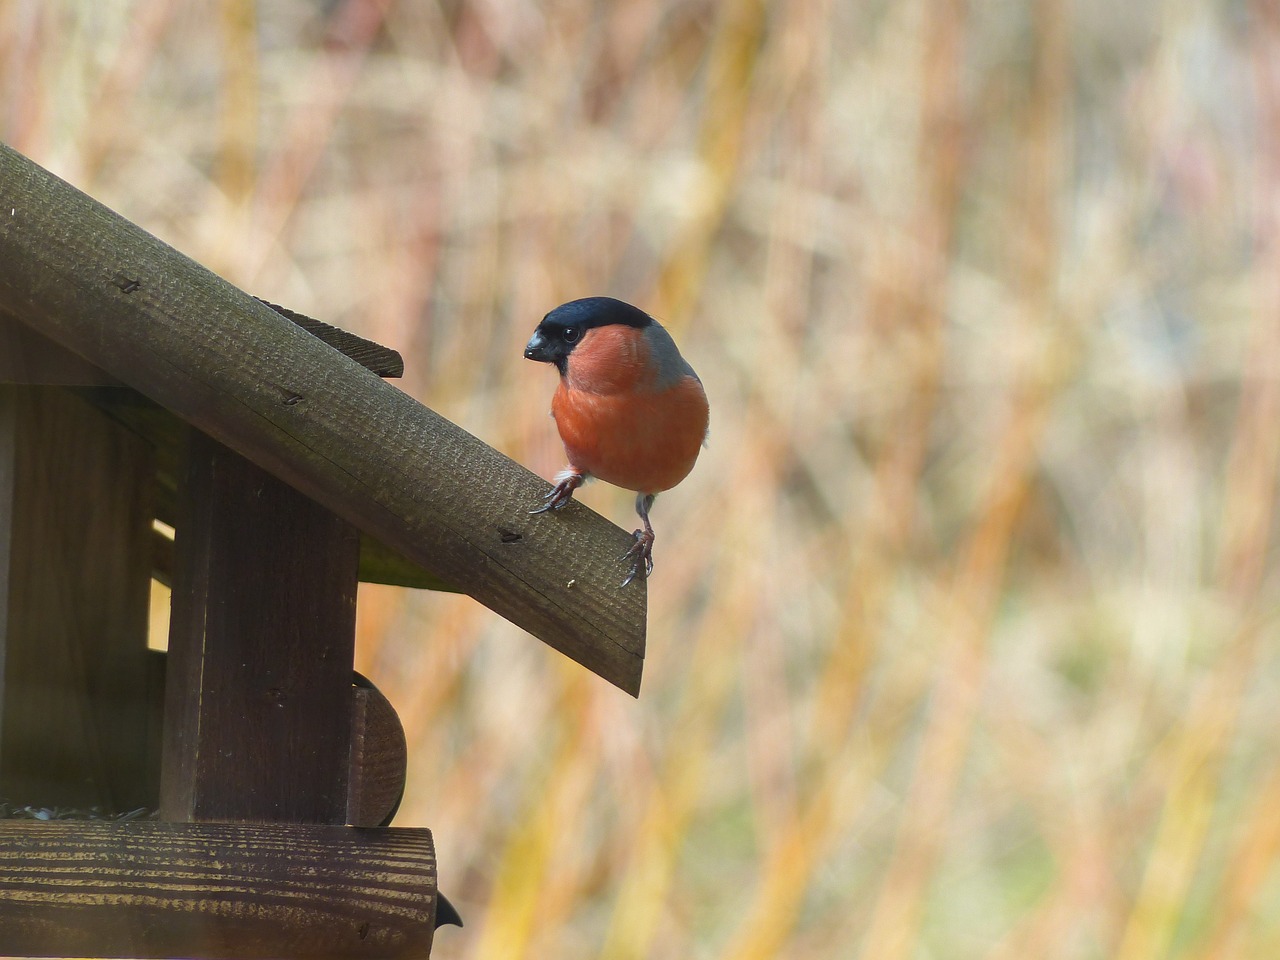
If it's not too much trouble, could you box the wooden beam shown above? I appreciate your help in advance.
[2,311,447,592]
[0,144,645,694]
[0,820,438,958]
[2,303,402,384]
[161,432,360,824]
[0,386,155,809]
[80,389,456,592]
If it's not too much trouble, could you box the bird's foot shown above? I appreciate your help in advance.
[531,472,584,514]
[620,528,655,587]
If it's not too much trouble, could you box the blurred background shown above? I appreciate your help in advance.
[5,0,1280,956]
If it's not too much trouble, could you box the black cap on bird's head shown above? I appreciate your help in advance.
[524,297,652,373]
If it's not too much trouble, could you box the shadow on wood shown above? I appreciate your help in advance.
[0,386,154,810]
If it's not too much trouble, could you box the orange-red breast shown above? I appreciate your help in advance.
[524,297,709,585]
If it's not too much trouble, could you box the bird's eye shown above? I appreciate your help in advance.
[562,327,580,343]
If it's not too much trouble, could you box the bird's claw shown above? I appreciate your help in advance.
[530,474,583,515]
[619,529,654,587]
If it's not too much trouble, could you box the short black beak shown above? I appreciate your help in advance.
[524,331,553,362]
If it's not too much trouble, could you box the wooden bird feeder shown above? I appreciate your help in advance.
[0,143,645,958]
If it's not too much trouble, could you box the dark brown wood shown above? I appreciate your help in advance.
[0,311,119,386]
[143,654,409,828]
[1,299,399,386]
[256,299,404,379]
[1,313,440,592]
[0,820,438,958]
[160,431,360,823]
[98,395,451,597]
[0,386,155,809]
[0,143,645,695]
[146,648,168,805]
[356,534,457,591]
[347,679,408,827]
[86,391,457,592]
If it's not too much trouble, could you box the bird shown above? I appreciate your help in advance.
[524,297,709,586]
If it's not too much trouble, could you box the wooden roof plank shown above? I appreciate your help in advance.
[0,143,645,695]
[255,298,405,379]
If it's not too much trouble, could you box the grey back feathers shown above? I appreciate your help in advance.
[644,321,700,390]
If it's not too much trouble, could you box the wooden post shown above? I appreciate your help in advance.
[148,434,442,957]
[0,385,154,810]
[160,430,360,824]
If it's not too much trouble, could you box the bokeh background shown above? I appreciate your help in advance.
[6,0,1280,957]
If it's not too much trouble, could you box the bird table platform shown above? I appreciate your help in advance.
[0,143,646,958]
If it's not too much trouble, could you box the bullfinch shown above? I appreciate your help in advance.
[524,297,709,586]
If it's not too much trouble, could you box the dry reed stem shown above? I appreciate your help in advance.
[652,0,766,331]
[1115,6,1280,957]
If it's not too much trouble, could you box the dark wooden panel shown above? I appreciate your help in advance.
[0,820,437,959]
[0,143,645,695]
[0,311,119,386]
[160,432,360,824]
[0,386,154,809]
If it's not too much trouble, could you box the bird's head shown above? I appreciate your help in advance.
[524,297,652,375]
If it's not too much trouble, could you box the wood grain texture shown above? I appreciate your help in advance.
[347,678,408,828]
[2,302,399,385]
[255,299,404,379]
[0,145,644,694]
[0,820,438,958]
[2,309,436,590]
[84,390,456,592]
[161,433,360,824]
[0,386,155,810]
[145,652,410,829]
[2,303,448,592]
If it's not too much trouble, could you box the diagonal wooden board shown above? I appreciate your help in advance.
[0,309,453,591]
[0,143,645,695]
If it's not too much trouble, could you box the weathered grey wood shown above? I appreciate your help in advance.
[3,303,400,384]
[0,386,155,809]
[0,820,438,958]
[161,432,360,823]
[105,397,453,592]
[3,311,448,591]
[0,144,644,694]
